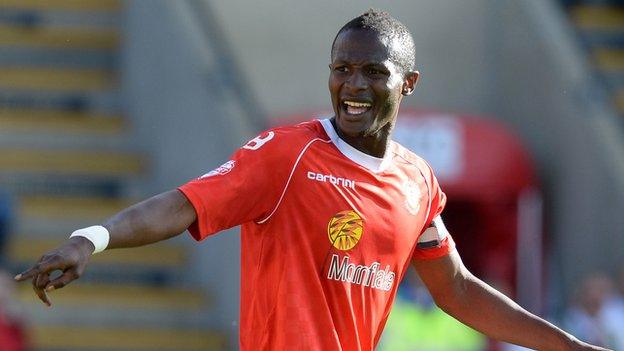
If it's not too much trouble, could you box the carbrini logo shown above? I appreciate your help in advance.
[328,210,364,250]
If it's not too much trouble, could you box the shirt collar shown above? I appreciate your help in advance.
[319,118,392,173]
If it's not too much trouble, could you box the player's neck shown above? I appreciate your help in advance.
[330,118,391,158]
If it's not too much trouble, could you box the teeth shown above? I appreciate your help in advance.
[344,101,371,107]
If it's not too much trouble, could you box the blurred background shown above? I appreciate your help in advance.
[0,0,622,350]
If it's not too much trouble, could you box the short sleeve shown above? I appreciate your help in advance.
[178,129,297,241]
[412,163,455,260]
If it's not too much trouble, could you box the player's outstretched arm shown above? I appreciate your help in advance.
[14,189,196,306]
[413,230,612,351]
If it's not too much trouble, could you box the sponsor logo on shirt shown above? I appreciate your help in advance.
[327,254,396,292]
[325,210,396,291]
[307,171,356,190]
[200,160,235,178]
[402,179,422,215]
[327,210,363,250]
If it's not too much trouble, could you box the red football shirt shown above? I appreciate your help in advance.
[178,119,455,351]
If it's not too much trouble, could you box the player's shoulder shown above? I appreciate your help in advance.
[239,119,327,160]
[258,119,328,148]
[269,119,326,139]
[390,140,434,176]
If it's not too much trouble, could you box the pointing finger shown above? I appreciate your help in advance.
[16,255,61,282]
[15,266,42,282]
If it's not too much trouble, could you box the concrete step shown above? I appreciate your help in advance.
[0,47,116,68]
[581,32,624,50]
[0,148,144,176]
[0,66,115,91]
[0,23,118,50]
[30,325,226,351]
[13,195,137,235]
[0,88,120,112]
[0,107,128,151]
[0,0,121,13]
[0,108,123,134]
[8,237,187,269]
[0,134,131,153]
[595,48,624,71]
[20,303,214,330]
[18,195,132,220]
[0,175,124,199]
[14,195,131,235]
[572,5,624,31]
[604,73,624,92]
[0,10,119,30]
[16,282,204,310]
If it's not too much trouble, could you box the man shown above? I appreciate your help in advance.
[15,10,611,351]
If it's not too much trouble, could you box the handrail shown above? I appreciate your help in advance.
[522,0,624,190]
[183,0,268,133]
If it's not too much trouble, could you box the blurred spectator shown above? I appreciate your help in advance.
[562,272,621,349]
[0,269,27,351]
[379,269,486,351]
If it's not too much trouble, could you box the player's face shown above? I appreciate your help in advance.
[329,29,418,139]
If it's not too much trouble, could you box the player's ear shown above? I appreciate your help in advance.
[401,71,419,96]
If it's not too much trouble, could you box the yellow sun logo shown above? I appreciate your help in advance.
[328,210,364,250]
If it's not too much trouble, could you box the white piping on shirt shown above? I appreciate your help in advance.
[256,137,331,224]
[419,166,433,228]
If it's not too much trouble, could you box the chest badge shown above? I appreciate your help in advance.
[328,210,364,250]
[402,180,422,215]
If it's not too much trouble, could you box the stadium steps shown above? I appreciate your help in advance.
[0,47,116,69]
[0,24,118,50]
[8,237,187,269]
[16,282,205,310]
[0,2,227,349]
[0,0,121,13]
[571,5,624,31]
[18,195,132,220]
[30,326,225,351]
[0,108,123,135]
[0,67,115,91]
[0,86,119,106]
[14,195,135,236]
[595,48,624,70]
[569,4,624,120]
[0,148,143,175]
[21,305,213,331]
[10,195,189,283]
[0,108,127,150]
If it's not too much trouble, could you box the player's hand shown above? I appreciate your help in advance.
[14,236,95,306]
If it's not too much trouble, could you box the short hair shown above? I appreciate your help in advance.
[331,9,416,74]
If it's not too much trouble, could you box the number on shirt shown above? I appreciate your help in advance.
[243,131,275,150]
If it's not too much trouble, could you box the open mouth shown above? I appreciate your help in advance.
[343,100,372,116]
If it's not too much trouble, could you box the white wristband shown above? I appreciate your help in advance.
[70,225,110,254]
